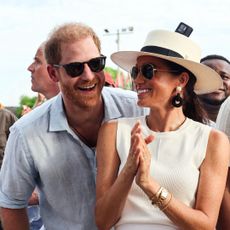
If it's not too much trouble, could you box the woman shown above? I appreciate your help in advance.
[95,28,229,230]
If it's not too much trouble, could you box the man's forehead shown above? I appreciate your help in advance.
[35,47,44,57]
[202,59,230,71]
[60,37,100,62]
[202,58,229,65]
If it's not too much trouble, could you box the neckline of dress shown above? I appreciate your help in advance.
[143,116,189,135]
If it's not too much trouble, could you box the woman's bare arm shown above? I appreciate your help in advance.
[95,121,142,230]
[137,128,229,230]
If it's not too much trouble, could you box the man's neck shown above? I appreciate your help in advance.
[65,99,104,147]
[44,88,60,100]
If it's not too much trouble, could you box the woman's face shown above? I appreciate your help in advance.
[133,56,181,108]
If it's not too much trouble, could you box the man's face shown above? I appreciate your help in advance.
[199,59,230,105]
[27,47,53,94]
[52,36,105,109]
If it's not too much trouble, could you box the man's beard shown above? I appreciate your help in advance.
[61,83,101,109]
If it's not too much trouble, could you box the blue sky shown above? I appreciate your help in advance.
[1,0,230,106]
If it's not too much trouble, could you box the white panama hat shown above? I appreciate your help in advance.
[111,30,222,94]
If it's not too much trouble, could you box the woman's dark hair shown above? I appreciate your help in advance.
[165,60,209,124]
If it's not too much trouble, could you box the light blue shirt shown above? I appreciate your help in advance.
[0,87,148,230]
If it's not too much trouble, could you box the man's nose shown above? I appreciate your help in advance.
[80,64,95,81]
[27,63,34,72]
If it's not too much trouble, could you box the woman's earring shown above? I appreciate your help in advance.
[172,86,183,107]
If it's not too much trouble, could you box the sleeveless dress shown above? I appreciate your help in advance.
[115,116,211,230]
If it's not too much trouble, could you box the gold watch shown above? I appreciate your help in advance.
[160,188,169,200]
[155,187,169,207]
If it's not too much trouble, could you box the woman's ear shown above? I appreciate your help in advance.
[47,65,59,83]
[178,72,189,87]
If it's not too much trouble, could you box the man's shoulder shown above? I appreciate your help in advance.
[217,96,230,122]
[102,87,149,119]
[13,96,56,130]
[0,108,17,125]
[102,87,139,110]
[102,87,137,100]
[0,108,16,118]
[222,96,230,108]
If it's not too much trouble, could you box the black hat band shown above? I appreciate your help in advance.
[141,46,183,58]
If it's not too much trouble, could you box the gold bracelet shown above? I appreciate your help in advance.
[160,193,172,211]
[149,187,163,205]
[150,187,170,208]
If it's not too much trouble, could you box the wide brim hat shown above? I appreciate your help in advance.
[111,30,222,94]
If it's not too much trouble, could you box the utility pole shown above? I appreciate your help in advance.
[104,26,134,51]
[104,27,134,88]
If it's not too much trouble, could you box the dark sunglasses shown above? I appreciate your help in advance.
[131,63,179,80]
[53,55,106,78]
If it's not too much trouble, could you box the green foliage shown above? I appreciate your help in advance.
[16,95,37,118]
[104,66,133,90]
[104,67,117,81]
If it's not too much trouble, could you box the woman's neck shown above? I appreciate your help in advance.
[146,108,186,132]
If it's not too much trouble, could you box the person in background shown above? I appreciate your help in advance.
[25,42,60,230]
[216,96,230,230]
[198,55,230,125]
[95,27,229,230]
[0,104,17,169]
[198,55,230,229]
[0,104,17,230]
[0,105,17,168]
[104,72,116,87]
[22,43,60,115]
[0,22,148,230]
[28,42,60,100]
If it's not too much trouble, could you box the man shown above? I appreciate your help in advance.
[28,42,60,100]
[0,23,147,230]
[198,55,230,124]
[22,43,60,115]
[26,43,60,229]
[216,97,230,230]
[199,55,230,229]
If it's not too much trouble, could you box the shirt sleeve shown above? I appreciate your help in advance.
[0,125,37,208]
[216,97,230,139]
[216,97,230,167]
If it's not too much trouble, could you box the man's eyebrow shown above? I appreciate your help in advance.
[219,71,230,76]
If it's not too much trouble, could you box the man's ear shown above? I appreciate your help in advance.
[47,65,59,83]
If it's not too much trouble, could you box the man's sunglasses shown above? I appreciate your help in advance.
[53,55,106,78]
[131,63,179,80]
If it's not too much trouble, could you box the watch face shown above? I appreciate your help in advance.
[161,189,168,200]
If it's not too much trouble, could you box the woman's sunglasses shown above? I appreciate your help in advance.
[131,63,179,80]
[53,55,106,78]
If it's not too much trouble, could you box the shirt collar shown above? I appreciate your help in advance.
[49,88,124,132]
[49,94,69,132]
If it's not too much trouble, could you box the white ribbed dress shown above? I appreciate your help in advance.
[115,116,211,230]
